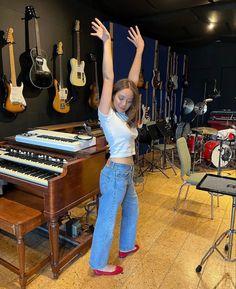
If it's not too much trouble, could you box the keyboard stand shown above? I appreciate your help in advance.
[195,174,236,273]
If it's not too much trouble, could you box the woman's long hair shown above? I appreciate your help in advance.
[112,79,139,127]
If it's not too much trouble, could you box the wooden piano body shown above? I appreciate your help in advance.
[0,132,106,278]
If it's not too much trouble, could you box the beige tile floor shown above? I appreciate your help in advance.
[0,166,235,289]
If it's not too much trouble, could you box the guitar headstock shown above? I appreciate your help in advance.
[24,5,37,20]
[90,53,97,62]
[74,20,80,32]
[57,41,63,55]
[6,27,14,44]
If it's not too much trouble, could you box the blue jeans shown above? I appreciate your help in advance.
[89,161,139,269]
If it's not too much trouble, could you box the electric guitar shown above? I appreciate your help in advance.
[142,81,150,125]
[137,69,145,88]
[172,52,178,90]
[4,28,26,113]
[88,53,99,110]
[70,20,86,86]
[151,40,162,90]
[53,42,70,114]
[28,6,53,89]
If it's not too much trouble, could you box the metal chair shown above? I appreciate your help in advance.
[174,137,217,219]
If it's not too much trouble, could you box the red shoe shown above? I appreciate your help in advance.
[93,265,123,276]
[119,244,140,258]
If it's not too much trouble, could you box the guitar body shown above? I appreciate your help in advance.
[88,83,99,110]
[141,104,150,125]
[137,69,144,88]
[151,69,162,89]
[4,82,26,113]
[29,48,53,89]
[53,79,70,114]
[70,58,86,86]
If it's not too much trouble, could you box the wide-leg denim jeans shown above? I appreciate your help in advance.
[89,161,139,269]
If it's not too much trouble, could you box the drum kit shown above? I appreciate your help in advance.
[179,98,236,170]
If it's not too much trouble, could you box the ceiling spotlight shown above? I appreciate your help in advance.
[207,23,215,30]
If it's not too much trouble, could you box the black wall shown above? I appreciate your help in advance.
[182,42,236,126]
[0,0,104,139]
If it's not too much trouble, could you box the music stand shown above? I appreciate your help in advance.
[154,120,177,175]
[195,174,236,273]
[145,122,169,178]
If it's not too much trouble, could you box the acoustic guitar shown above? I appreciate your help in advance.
[53,42,70,114]
[28,6,53,89]
[70,20,86,87]
[88,53,99,110]
[4,28,26,113]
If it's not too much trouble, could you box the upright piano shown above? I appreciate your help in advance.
[0,128,106,277]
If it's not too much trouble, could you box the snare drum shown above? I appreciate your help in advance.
[187,134,203,154]
[203,140,232,167]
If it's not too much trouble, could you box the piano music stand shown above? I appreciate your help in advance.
[195,174,236,273]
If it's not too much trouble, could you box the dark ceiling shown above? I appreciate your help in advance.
[87,0,236,48]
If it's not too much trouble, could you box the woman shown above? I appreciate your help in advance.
[89,18,144,276]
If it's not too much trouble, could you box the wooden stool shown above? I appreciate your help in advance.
[0,198,50,289]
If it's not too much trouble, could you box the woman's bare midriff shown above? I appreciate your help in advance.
[109,156,134,165]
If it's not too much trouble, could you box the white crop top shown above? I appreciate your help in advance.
[98,108,138,158]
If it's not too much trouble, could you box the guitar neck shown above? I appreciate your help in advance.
[76,31,80,63]
[94,60,99,95]
[59,55,64,88]
[8,43,17,86]
[34,18,42,56]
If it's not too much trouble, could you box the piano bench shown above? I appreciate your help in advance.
[0,198,50,289]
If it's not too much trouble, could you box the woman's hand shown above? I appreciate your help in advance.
[91,18,110,43]
[127,26,144,53]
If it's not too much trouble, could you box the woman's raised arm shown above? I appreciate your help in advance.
[91,18,114,114]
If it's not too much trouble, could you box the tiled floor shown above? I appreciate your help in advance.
[0,166,235,289]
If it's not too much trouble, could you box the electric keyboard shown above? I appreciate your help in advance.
[15,129,96,152]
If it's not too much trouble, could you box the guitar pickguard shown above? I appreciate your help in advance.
[29,48,53,89]
[70,59,86,86]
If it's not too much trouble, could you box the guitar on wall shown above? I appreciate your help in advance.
[70,20,86,87]
[27,6,53,89]
[88,53,99,110]
[137,69,144,88]
[151,40,162,91]
[53,42,70,114]
[141,81,150,125]
[4,28,26,113]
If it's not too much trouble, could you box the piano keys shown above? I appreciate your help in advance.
[15,129,96,152]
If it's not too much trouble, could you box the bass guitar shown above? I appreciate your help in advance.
[151,40,162,90]
[4,28,26,113]
[28,6,53,89]
[70,20,86,87]
[53,42,70,114]
[88,53,99,110]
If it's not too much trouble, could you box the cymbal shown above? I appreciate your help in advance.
[183,98,194,114]
[194,102,207,115]
[192,127,218,135]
